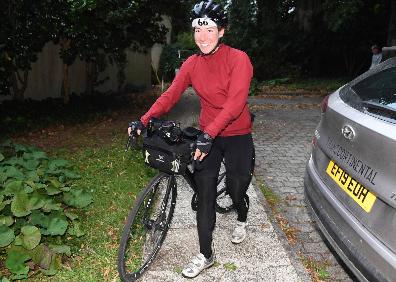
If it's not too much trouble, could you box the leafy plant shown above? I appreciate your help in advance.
[0,141,92,280]
[223,262,237,271]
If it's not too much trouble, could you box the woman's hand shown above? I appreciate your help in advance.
[128,120,144,136]
[194,132,213,161]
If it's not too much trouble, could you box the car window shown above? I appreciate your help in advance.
[342,67,396,121]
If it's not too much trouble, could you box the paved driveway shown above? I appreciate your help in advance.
[250,95,355,281]
[144,90,356,281]
[141,90,311,281]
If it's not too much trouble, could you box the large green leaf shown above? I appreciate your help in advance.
[5,247,31,279]
[60,186,71,192]
[21,225,41,250]
[48,178,62,188]
[3,180,24,195]
[28,192,46,210]
[0,152,4,162]
[45,185,62,196]
[30,244,53,269]
[3,158,23,167]
[30,211,68,236]
[3,166,24,180]
[0,224,15,247]
[26,170,40,182]
[63,189,93,208]
[49,244,71,256]
[0,216,14,226]
[11,192,31,217]
[23,151,48,160]
[63,169,81,179]
[47,159,70,171]
[24,180,37,189]
[40,253,61,276]
[64,211,78,220]
[29,211,49,228]
[41,213,68,236]
[20,159,40,170]
[41,199,62,212]
[13,144,28,153]
[14,235,22,246]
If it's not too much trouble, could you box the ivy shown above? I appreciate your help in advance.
[0,141,93,279]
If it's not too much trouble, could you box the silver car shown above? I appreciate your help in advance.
[304,57,396,282]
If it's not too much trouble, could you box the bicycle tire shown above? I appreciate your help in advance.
[215,172,234,214]
[118,173,177,282]
[215,173,250,214]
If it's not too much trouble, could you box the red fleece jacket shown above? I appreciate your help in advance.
[141,44,253,137]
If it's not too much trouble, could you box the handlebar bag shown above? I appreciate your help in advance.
[142,133,195,175]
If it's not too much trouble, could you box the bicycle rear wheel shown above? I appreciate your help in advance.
[215,172,250,214]
[215,171,234,214]
[118,173,177,282]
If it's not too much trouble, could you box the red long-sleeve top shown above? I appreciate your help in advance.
[141,44,253,138]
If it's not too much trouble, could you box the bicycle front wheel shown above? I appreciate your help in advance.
[118,173,177,282]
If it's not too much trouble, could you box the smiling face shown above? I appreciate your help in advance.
[194,26,224,54]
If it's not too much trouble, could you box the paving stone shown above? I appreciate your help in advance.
[251,98,355,281]
[303,242,330,254]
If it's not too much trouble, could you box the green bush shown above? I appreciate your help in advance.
[0,141,92,280]
[158,32,196,82]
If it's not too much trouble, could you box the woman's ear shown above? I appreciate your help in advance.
[219,28,225,38]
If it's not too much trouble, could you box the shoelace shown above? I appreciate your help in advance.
[187,254,205,270]
[234,223,246,236]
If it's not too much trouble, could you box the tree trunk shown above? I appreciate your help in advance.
[295,0,321,33]
[11,69,28,101]
[388,0,396,46]
[60,38,71,104]
[62,63,70,104]
[86,60,96,96]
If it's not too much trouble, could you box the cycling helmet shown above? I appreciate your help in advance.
[190,0,228,28]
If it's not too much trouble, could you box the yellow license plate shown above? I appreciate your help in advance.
[326,160,376,213]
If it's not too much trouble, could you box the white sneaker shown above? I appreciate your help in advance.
[181,253,214,278]
[231,221,247,244]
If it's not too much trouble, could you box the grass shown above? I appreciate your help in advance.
[258,180,330,281]
[223,262,237,271]
[28,133,157,281]
[300,256,331,281]
[258,180,299,245]
[258,77,348,95]
[281,77,348,92]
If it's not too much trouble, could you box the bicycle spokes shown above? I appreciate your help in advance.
[118,173,176,281]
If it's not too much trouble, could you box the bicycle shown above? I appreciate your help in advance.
[117,119,249,282]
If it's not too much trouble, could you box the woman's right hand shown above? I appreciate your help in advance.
[128,120,145,136]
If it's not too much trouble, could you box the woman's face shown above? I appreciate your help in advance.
[194,26,224,54]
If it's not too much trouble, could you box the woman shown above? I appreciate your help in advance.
[129,0,255,278]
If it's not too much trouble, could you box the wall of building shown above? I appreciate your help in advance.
[1,41,153,102]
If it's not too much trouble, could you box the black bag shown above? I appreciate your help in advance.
[142,132,195,175]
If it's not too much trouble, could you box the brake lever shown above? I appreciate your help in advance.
[125,133,137,152]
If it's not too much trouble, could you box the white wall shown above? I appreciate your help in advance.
[151,16,172,75]
[1,41,152,102]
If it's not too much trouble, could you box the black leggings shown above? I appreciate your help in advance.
[194,133,255,259]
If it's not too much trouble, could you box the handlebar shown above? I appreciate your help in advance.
[125,118,204,171]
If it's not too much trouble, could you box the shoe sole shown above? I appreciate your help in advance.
[231,234,246,244]
[181,261,215,279]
